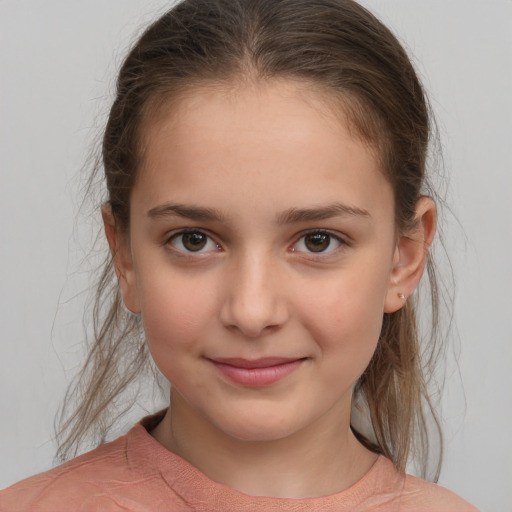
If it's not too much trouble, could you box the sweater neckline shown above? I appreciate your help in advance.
[125,413,404,510]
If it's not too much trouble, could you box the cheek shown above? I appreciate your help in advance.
[297,274,386,372]
[137,269,218,358]
[139,280,216,393]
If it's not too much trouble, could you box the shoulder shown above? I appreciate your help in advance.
[399,473,479,512]
[364,457,478,512]
[1,433,129,511]
[0,424,192,512]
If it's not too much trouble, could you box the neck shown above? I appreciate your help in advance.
[150,389,378,499]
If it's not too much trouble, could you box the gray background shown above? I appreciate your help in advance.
[1,1,511,510]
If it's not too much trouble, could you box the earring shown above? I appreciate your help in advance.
[398,293,406,301]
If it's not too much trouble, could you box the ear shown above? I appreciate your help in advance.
[384,197,437,313]
[101,204,141,313]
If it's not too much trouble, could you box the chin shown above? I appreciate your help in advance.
[210,407,306,443]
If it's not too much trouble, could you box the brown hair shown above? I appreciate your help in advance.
[58,0,446,480]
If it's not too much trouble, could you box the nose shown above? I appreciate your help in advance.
[219,251,289,338]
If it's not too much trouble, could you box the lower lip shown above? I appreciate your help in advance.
[211,359,305,387]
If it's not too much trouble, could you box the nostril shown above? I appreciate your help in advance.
[223,320,282,339]
[219,298,289,339]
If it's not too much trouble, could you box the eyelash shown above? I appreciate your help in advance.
[165,228,348,257]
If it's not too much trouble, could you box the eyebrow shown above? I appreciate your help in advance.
[276,203,370,225]
[147,201,370,224]
[147,203,226,222]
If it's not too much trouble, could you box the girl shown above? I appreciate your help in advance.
[1,0,478,510]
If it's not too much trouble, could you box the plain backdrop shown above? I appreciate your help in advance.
[1,1,511,510]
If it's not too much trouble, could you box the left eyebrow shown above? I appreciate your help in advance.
[276,203,371,225]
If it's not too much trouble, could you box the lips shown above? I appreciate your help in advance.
[209,357,306,386]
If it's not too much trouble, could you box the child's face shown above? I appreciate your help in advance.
[120,80,400,442]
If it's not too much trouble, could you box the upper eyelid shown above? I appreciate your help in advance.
[166,227,217,242]
[294,228,348,243]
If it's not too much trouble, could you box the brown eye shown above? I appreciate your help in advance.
[170,231,218,253]
[304,233,331,252]
[182,232,207,251]
[293,231,343,254]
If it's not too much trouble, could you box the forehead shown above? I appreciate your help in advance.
[134,79,393,222]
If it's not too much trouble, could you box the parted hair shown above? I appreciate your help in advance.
[57,0,446,480]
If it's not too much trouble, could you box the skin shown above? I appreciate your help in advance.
[103,79,436,498]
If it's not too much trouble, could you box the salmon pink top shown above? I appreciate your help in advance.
[1,415,477,512]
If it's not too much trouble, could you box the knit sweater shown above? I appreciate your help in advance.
[1,416,477,512]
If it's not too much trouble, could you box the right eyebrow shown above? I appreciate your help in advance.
[146,202,226,222]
